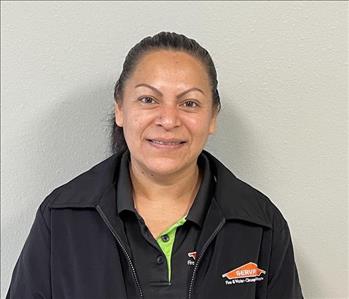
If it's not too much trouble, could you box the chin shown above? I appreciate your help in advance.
[143,157,187,176]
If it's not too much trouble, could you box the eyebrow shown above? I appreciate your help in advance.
[134,83,205,98]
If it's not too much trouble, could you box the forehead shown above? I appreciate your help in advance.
[129,50,210,87]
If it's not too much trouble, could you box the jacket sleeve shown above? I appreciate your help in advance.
[267,221,303,299]
[6,203,52,299]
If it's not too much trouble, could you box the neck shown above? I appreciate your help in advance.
[129,159,202,212]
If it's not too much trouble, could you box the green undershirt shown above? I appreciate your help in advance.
[155,216,187,282]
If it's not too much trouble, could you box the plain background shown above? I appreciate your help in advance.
[1,2,348,298]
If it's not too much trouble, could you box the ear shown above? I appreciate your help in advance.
[114,101,124,127]
[208,110,218,135]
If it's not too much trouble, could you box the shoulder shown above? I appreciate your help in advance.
[231,175,288,230]
[204,150,288,230]
[38,152,123,217]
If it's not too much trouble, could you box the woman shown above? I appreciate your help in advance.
[7,32,303,299]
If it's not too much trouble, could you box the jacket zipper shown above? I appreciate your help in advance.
[187,219,225,299]
[96,205,144,299]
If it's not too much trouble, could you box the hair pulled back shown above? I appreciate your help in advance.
[111,31,221,154]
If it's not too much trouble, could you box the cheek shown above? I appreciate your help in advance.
[122,110,153,140]
[183,114,213,138]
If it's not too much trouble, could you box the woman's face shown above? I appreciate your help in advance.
[115,50,217,177]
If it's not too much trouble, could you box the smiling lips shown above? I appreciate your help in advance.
[147,138,186,148]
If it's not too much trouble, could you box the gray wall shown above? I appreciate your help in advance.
[1,2,348,298]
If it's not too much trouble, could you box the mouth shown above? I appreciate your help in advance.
[146,138,187,148]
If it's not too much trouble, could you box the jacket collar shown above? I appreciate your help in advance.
[203,151,273,228]
[48,150,273,229]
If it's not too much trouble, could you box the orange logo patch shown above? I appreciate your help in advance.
[222,262,266,280]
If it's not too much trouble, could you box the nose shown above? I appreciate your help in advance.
[155,103,181,130]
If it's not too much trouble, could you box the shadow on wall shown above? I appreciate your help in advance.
[206,92,264,179]
[40,83,114,174]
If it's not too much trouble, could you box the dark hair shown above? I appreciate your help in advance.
[111,31,221,154]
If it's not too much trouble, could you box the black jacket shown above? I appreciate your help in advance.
[7,150,303,299]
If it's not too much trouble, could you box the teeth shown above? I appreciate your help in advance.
[151,140,181,145]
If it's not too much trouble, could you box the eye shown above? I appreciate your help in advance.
[139,96,157,104]
[183,100,199,108]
